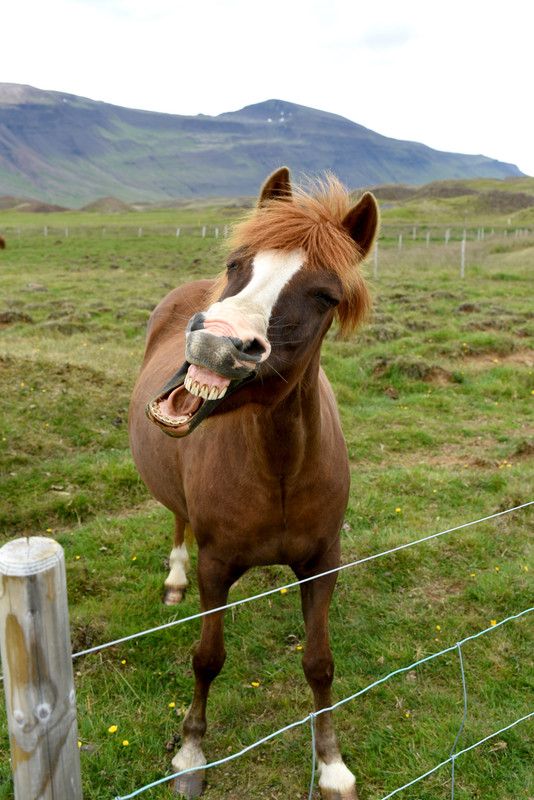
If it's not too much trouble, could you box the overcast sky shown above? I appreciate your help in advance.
[2,0,533,177]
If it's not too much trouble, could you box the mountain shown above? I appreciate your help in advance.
[0,84,525,207]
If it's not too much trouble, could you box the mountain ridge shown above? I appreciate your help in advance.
[0,84,524,206]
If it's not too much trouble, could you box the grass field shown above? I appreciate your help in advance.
[0,198,533,800]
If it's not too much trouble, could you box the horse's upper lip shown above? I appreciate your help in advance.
[146,361,257,438]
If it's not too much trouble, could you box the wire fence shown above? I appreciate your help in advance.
[74,501,534,798]
[112,606,534,800]
[0,501,532,798]
[0,222,531,244]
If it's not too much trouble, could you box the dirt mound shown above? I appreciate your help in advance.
[359,184,419,202]
[16,200,71,213]
[475,191,534,213]
[80,196,136,213]
[0,196,70,212]
[415,181,479,199]
[0,195,24,210]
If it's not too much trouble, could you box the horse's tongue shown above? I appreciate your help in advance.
[159,386,201,419]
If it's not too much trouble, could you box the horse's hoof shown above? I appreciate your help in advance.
[173,769,206,798]
[320,790,359,800]
[163,586,186,605]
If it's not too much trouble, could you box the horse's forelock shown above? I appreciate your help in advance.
[225,176,371,333]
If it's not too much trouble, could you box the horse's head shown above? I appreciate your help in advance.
[147,167,378,437]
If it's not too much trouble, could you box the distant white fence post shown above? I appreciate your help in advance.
[0,537,83,800]
[461,238,466,279]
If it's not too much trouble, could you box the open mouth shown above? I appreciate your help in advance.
[146,361,256,437]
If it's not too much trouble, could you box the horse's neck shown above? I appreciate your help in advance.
[246,370,323,478]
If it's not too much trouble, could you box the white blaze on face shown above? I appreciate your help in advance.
[206,248,305,343]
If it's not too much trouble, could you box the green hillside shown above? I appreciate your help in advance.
[0,85,525,207]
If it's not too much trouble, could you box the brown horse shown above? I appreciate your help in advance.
[129,167,378,799]
[0,235,6,250]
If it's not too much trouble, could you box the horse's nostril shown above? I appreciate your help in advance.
[187,313,206,333]
[229,337,266,358]
[243,338,267,358]
[229,336,244,351]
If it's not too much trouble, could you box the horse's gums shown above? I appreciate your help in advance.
[146,360,256,437]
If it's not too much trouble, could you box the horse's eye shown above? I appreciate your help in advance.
[227,261,239,273]
[316,292,339,308]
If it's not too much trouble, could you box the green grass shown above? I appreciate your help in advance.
[0,207,533,799]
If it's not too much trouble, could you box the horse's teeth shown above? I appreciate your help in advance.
[199,384,209,399]
[184,375,192,391]
[191,381,200,396]
[208,386,219,400]
[219,386,227,399]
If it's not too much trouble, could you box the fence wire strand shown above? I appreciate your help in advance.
[113,604,534,800]
[449,643,467,800]
[69,500,533,662]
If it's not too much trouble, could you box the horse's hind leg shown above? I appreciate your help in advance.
[164,516,191,605]
[297,551,358,800]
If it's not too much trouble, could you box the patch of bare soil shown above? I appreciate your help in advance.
[372,356,453,384]
[464,349,534,368]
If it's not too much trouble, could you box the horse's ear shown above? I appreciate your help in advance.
[342,192,379,258]
[258,167,292,207]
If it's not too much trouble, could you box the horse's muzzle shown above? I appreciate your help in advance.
[185,327,267,380]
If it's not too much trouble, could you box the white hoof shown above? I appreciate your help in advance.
[172,741,207,798]
[163,586,186,605]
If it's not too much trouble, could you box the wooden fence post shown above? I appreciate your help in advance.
[0,537,83,800]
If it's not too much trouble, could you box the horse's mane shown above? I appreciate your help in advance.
[216,175,371,335]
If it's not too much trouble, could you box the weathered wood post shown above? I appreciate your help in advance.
[0,537,83,800]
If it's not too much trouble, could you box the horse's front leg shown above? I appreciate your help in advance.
[297,549,358,800]
[172,550,233,798]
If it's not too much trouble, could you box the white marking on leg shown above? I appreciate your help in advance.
[165,542,190,590]
[318,758,356,794]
